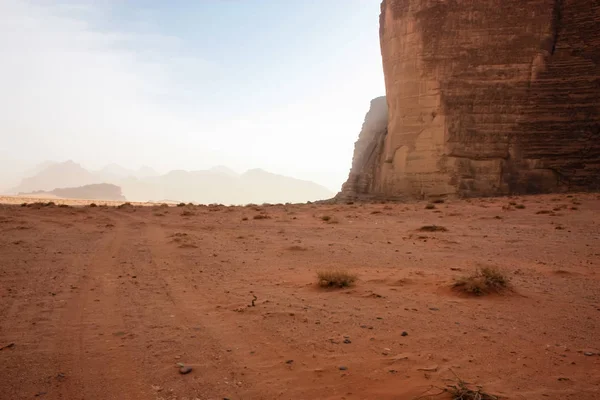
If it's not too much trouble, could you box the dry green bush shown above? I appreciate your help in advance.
[453,267,510,296]
[317,270,357,288]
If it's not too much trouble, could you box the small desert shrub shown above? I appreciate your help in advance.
[371,210,382,214]
[453,267,510,296]
[425,203,436,210]
[45,201,56,207]
[432,199,445,204]
[242,217,248,221]
[89,203,98,207]
[321,215,331,222]
[515,204,526,209]
[117,202,132,209]
[20,203,28,207]
[508,201,517,206]
[58,204,70,208]
[418,225,448,232]
[536,210,552,214]
[181,210,194,216]
[446,377,499,400]
[317,270,357,288]
[177,202,186,207]
[253,214,270,220]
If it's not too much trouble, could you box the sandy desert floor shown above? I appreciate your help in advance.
[0,194,599,400]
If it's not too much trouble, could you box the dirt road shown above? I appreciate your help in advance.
[1,194,599,399]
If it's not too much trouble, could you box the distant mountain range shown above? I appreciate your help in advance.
[7,161,333,204]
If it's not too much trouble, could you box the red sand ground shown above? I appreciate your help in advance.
[0,194,599,400]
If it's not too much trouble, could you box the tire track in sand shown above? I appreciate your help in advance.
[53,218,151,400]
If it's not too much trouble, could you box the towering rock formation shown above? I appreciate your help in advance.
[340,0,600,200]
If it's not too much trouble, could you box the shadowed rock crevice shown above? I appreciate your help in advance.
[337,96,390,201]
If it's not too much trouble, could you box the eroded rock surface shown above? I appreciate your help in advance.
[340,0,600,200]
[337,96,389,201]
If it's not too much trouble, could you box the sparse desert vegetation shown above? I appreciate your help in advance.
[445,376,499,400]
[453,267,510,296]
[317,269,357,288]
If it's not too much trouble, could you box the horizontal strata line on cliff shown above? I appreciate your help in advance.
[447,154,508,161]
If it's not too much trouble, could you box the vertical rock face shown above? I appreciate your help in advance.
[337,96,388,201]
[340,0,600,200]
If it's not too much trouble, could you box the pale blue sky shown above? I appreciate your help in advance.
[0,1,384,191]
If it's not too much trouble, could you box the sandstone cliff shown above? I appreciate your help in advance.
[337,96,388,201]
[340,0,600,200]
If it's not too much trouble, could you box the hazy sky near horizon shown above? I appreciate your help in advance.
[0,0,384,191]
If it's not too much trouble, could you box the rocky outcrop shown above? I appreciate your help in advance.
[50,184,126,201]
[340,0,600,200]
[337,96,389,201]
[22,184,127,201]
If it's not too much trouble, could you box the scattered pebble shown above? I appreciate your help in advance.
[417,365,439,372]
[339,366,348,371]
[285,359,294,364]
[584,352,595,356]
[0,343,15,351]
[343,339,352,344]
[429,307,440,311]
[179,366,193,374]
[401,331,408,337]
